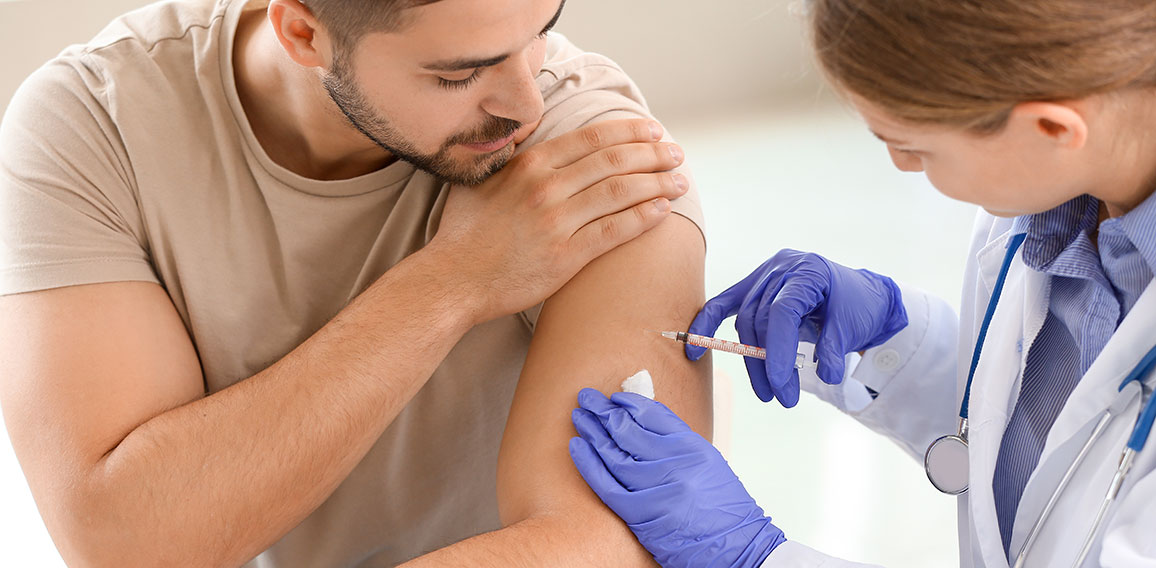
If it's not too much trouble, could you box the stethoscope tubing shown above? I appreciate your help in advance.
[925,233,1028,496]
[931,230,1156,567]
[1010,409,1114,568]
[1014,347,1156,567]
[959,232,1028,421]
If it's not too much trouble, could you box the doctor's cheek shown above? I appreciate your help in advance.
[920,168,975,206]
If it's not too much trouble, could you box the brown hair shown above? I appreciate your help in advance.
[807,0,1156,132]
[303,0,444,49]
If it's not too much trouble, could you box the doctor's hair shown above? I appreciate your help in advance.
[806,0,1156,133]
[301,0,444,49]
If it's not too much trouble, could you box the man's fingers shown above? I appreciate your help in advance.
[539,119,665,168]
[569,198,672,261]
[562,172,689,231]
[558,142,684,200]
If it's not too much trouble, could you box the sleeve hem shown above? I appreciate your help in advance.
[760,540,884,567]
[0,257,158,296]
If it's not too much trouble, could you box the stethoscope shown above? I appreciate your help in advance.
[923,232,1156,567]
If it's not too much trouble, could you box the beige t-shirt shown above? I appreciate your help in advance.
[0,0,704,565]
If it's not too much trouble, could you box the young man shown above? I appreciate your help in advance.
[0,0,709,565]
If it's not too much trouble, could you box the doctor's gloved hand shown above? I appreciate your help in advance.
[688,249,907,407]
[569,388,785,568]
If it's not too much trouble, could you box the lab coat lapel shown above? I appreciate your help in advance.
[1042,282,1156,446]
[1008,282,1156,564]
[1006,383,1143,567]
[967,232,1030,568]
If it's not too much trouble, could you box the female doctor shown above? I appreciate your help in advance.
[568,0,1156,566]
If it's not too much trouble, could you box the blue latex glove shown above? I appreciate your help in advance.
[569,388,785,568]
[688,249,907,407]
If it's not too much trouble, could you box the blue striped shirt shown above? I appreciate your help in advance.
[994,192,1156,557]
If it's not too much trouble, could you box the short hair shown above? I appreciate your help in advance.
[303,0,446,49]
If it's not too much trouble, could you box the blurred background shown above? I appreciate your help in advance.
[0,0,975,565]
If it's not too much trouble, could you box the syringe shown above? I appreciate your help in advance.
[654,330,814,370]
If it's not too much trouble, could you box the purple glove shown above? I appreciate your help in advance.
[688,249,907,407]
[570,388,785,568]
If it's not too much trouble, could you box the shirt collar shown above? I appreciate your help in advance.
[1110,188,1156,275]
[1012,195,1100,273]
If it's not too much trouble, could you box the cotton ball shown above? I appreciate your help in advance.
[620,369,655,399]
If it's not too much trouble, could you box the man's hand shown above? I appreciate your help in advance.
[570,389,786,568]
[431,118,688,323]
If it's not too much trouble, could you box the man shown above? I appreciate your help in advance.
[0,0,710,565]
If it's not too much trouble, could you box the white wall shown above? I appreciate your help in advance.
[1,1,966,566]
[554,0,822,120]
[0,0,822,120]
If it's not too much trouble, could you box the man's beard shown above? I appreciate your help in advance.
[322,53,521,186]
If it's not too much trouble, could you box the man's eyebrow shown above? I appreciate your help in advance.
[423,54,509,72]
[421,0,566,73]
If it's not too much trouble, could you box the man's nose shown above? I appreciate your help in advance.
[481,54,545,129]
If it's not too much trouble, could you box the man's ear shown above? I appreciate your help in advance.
[1008,101,1089,151]
[267,0,331,68]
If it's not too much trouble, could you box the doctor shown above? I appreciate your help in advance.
[569,0,1156,566]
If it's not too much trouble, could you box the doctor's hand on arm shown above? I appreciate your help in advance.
[570,389,784,568]
[688,249,908,407]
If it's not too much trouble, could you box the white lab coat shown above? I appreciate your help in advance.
[764,211,1156,567]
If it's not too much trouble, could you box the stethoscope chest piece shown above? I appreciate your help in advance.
[926,418,970,495]
[925,233,1028,496]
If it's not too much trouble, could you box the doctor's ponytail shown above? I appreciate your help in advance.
[806,0,1156,133]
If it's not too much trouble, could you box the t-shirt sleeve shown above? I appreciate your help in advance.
[521,33,706,242]
[0,54,157,296]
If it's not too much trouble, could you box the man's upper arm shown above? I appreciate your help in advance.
[0,282,204,550]
[0,51,208,534]
[496,212,710,556]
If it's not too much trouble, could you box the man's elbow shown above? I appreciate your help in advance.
[33,469,226,568]
[498,495,658,566]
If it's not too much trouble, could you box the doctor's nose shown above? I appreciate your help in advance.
[887,146,924,173]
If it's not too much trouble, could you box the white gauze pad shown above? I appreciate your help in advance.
[620,369,655,399]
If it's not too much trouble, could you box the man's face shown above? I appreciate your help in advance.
[321,0,562,185]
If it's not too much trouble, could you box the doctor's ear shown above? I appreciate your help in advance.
[1007,101,1089,151]
[267,0,333,69]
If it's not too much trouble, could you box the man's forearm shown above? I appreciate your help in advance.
[76,248,481,567]
[399,512,657,567]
